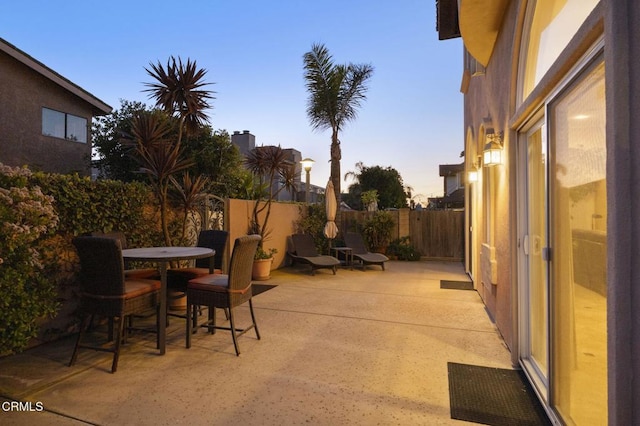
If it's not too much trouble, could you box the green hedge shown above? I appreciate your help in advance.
[0,165,162,354]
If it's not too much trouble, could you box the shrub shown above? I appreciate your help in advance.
[0,164,59,354]
[362,211,395,252]
[0,164,169,354]
[387,237,421,261]
[295,204,333,254]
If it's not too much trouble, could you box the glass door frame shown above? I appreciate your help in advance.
[517,112,550,405]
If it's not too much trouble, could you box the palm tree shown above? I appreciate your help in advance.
[303,43,374,205]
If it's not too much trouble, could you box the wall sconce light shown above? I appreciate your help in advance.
[483,131,504,166]
[467,155,481,183]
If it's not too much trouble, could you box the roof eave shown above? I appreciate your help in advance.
[0,38,112,115]
[458,0,510,67]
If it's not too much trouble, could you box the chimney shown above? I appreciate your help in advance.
[231,130,255,156]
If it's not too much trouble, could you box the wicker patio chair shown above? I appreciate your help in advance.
[167,230,228,292]
[343,232,389,271]
[185,234,261,355]
[70,236,160,373]
[288,233,341,275]
[90,231,158,280]
[166,230,229,325]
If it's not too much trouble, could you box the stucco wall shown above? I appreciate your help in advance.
[605,1,640,424]
[463,1,519,351]
[0,50,93,175]
[227,199,302,270]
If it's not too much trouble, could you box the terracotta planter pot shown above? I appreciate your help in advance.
[169,290,186,311]
[252,258,273,281]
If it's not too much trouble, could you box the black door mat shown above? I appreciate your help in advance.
[440,280,474,290]
[252,284,277,296]
[448,362,551,426]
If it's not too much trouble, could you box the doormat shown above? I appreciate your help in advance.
[448,362,551,426]
[252,284,277,296]
[440,280,474,290]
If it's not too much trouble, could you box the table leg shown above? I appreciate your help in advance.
[158,262,167,355]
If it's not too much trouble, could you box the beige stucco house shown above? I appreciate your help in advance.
[0,38,111,175]
[439,1,639,424]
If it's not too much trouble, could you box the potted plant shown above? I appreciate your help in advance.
[245,145,296,280]
[252,247,278,281]
[362,211,395,254]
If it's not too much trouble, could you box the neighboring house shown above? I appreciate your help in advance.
[438,1,638,424]
[428,163,465,210]
[231,130,323,203]
[0,38,111,175]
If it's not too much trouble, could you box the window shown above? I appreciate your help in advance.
[521,0,599,100]
[42,108,87,143]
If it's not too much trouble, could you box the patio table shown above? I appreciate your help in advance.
[122,246,214,355]
[331,246,353,270]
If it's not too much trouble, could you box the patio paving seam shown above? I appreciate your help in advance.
[254,306,499,334]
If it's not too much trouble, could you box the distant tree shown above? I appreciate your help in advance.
[345,162,409,210]
[92,99,152,181]
[182,128,250,198]
[92,102,247,199]
[303,43,374,206]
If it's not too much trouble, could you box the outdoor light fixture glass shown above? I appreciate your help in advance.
[300,158,315,172]
[300,158,314,203]
[483,131,503,166]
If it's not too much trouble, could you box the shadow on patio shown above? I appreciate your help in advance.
[0,261,511,425]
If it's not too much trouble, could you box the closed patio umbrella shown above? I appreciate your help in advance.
[323,180,338,241]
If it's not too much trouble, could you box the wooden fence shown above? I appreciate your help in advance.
[340,209,464,261]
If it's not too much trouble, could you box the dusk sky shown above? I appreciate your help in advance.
[1,1,463,204]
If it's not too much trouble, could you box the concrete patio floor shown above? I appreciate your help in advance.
[0,261,512,425]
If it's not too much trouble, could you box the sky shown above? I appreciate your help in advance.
[0,0,463,204]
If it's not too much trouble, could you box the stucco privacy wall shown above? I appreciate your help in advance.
[227,199,302,270]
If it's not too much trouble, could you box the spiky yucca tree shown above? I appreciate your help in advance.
[130,111,193,245]
[135,56,214,245]
[144,56,214,143]
[244,145,297,249]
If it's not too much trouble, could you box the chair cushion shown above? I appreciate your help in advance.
[125,268,159,280]
[124,278,161,299]
[187,274,229,292]
[167,267,222,279]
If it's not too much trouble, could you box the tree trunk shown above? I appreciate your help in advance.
[330,130,342,234]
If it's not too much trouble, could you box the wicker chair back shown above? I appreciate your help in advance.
[228,234,261,291]
[194,230,228,270]
[73,236,126,299]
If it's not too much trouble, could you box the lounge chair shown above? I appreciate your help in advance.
[343,232,389,271]
[289,234,341,275]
